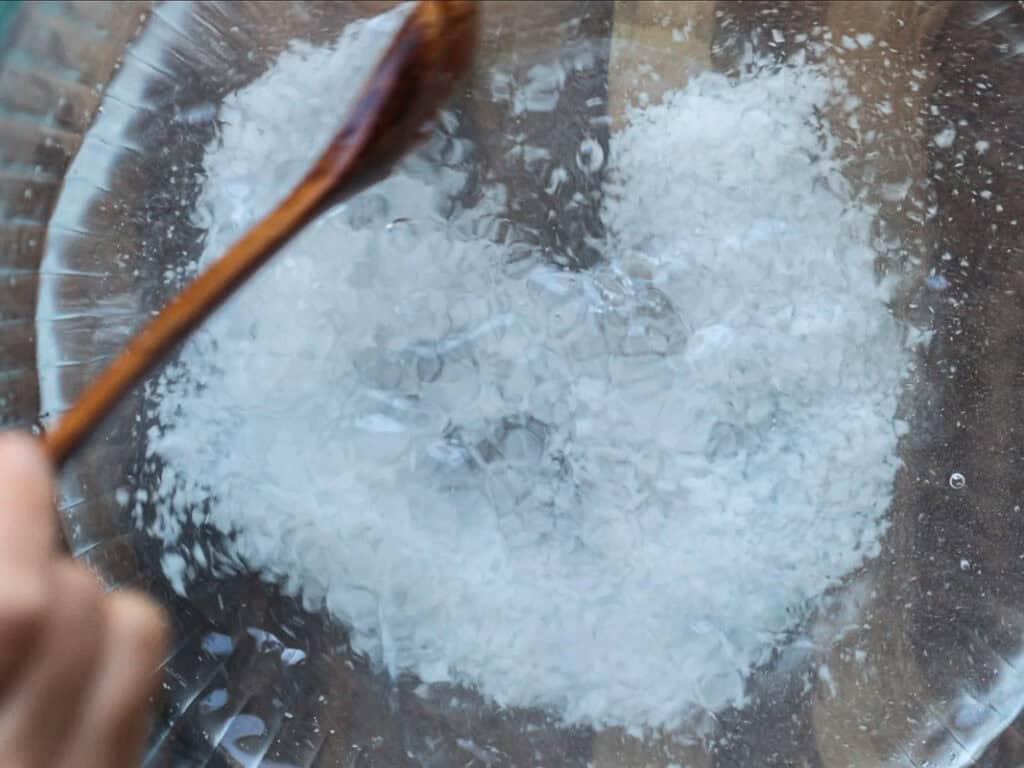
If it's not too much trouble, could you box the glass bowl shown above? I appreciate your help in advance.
[3,1,1024,766]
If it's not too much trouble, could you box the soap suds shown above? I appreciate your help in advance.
[143,14,917,730]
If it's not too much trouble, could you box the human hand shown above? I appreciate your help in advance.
[0,433,167,767]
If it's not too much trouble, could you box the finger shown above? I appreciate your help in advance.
[57,590,168,768]
[0,561,104,765]
[0,433,57,692]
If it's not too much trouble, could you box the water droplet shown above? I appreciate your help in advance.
[576,138,605,173]
[949,472,966,490]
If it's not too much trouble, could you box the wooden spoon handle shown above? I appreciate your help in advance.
[42,0,477,467]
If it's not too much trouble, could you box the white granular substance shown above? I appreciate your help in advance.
[145,15,915,729]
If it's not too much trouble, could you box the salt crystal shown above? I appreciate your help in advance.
[144,12,920,730]
[934,126,957,148]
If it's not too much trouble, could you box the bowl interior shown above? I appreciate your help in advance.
[4,1,1024,766]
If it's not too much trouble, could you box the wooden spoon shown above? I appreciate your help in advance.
[41,0,478,467]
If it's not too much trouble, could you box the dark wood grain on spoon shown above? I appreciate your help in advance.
[42,0,478,468]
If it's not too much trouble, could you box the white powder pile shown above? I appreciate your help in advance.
[144,14,917,730]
